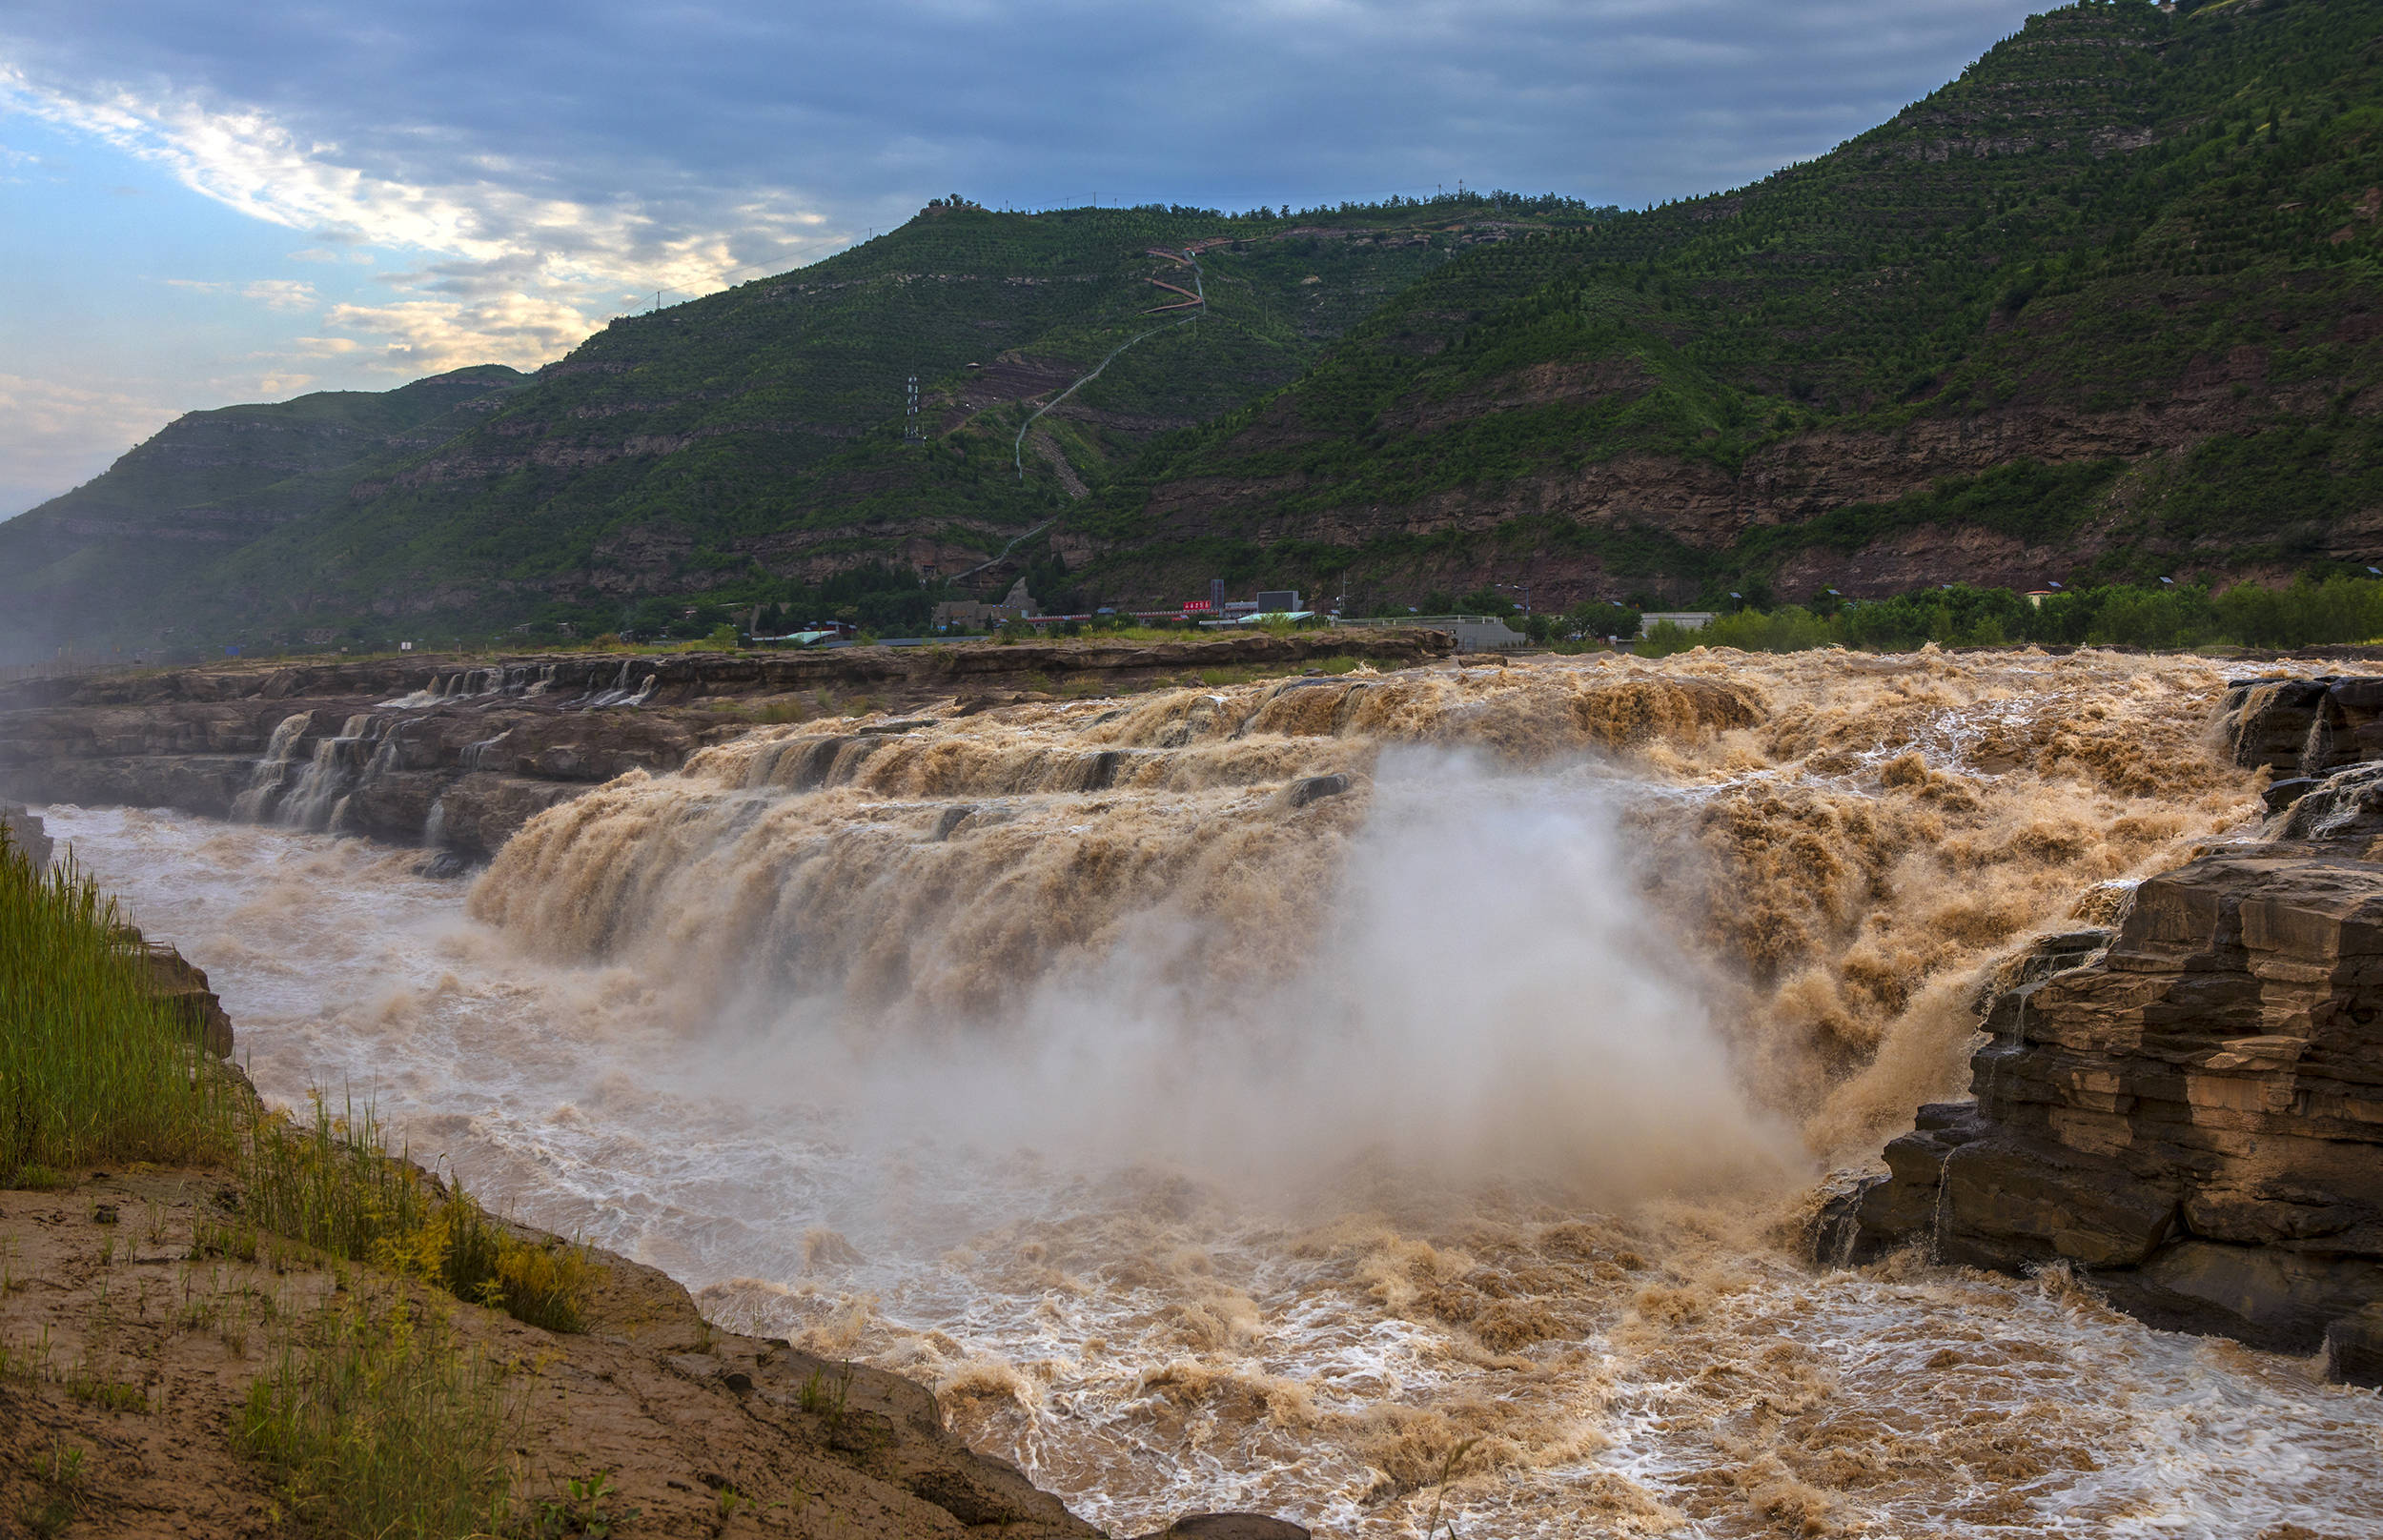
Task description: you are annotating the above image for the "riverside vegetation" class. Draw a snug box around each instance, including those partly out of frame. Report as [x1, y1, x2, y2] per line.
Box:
[10, 1, 2383, 662]
[0, 824, 590, 1536]
[1628, 572, 2383, 656]
[0, 823, 1109, 1540]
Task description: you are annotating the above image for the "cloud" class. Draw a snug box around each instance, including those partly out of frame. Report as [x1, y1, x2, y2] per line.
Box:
[0, 372, 183, 517]
[322, 293, 596, 374]
[0, 0, 2044, 509]
[241, 277, 315, 310]
[0, 59, 861, 375]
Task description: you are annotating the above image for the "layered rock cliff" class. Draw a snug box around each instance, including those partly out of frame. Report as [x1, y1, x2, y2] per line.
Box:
[0, 634, 1452, 861]
[1831, 682, 2383, 1381]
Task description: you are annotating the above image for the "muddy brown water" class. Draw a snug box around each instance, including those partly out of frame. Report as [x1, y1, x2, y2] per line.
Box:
[41, 647, 2383, 1537]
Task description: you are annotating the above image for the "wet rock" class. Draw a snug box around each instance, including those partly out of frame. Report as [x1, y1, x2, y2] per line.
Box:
[2323, 1304, 2383, 1387]
[2272, 760, 2383, 842]
[415, 850, 472, 880]
[2263, 776, 2324, 815]
[1841, 755, 2383, 1369]
[1131, 1516, 1313, 1540]
[1, 801, 51, 871]
[1282, 773, 1353, 809]
[2221, 675, 2383, 778]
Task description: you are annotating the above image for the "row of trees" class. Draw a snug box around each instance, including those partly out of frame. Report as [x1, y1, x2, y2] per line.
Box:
[1638, 576, 2383, 656]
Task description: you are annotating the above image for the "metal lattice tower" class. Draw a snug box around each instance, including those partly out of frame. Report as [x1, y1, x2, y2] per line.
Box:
[905, 375, 922, 443]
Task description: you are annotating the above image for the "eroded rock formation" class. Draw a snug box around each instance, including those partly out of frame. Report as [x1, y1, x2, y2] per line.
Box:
[0, 634, 1452, 861]
[1833, 700, 2383, 1381]
[1, 801, 50, 872]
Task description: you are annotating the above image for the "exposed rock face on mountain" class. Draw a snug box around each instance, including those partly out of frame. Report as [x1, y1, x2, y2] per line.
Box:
[1831, 732, 2383, 1381]
[0, 634, 1452, 860]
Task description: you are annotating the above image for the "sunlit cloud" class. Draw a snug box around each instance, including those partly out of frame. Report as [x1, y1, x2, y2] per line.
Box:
[323, 294, 599, 374]
[243, 278, 315, 310]
[0, 63, 857, 375]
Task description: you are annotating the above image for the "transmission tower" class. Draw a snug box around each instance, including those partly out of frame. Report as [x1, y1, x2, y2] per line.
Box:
[905, 375, 922, 444]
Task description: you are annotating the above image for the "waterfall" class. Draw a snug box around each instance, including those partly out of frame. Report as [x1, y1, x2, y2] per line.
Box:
[277, 714, 385, 832]
[230, 713, 314, 822]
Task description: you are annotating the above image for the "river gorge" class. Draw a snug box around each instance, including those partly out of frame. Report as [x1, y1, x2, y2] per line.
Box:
[13, 643, 2383, 1537]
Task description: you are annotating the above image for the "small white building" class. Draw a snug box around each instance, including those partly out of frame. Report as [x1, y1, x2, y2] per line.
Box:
[1639, 611, 1718, 636]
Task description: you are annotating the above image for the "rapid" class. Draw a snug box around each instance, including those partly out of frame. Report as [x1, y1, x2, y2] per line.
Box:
[40, 646, 2383, 1537]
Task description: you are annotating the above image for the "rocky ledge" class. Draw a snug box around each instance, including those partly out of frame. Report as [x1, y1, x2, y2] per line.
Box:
[1827, 708, 2383, 1383]
[0, 632, 1451, 861]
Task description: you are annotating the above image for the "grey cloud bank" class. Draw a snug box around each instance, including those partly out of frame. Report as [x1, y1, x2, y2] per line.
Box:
[0, 0, 2040, 515]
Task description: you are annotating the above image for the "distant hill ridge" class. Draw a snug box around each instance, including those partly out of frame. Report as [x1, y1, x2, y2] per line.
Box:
[6, 0, 2381, 657]
[0, 196, 1601, 657]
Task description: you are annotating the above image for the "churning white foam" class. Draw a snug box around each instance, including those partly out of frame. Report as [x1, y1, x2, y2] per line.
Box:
[34, 646, 2383, 1536]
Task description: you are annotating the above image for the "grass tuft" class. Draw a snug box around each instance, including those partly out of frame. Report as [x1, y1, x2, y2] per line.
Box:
[239, 1093, 597, 1332]
[239, 1294, 519, 1540]
[1, 830, 232, 1184]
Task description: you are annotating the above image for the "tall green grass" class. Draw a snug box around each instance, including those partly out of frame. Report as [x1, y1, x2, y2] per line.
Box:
[239, 1294, 519, 1540]
[237, 1095, 596, 1334]
[0, 827, 229, 1183]
[3, 823, 595, 1329]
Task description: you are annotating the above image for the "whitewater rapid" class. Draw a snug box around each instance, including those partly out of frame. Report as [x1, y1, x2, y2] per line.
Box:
[38, 648, 2383, 1536]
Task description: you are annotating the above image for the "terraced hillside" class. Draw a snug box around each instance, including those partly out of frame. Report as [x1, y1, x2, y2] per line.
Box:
[0, 197, 1600, 659]
[1074, 0, 2383, 610]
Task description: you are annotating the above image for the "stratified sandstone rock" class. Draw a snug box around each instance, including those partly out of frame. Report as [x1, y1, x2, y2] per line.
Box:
[0, 634, 1454, 861]
[136, 940, 237, 1060]
[2219, 673, 2383, 784]
[1830, 769, 2383, 1377]
[102, 923, 237, 1059]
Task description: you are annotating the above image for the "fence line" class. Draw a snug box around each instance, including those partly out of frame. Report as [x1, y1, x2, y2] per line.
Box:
[0, 653, 145, 683]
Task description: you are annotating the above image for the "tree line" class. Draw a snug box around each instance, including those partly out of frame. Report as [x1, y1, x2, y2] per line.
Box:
[1636, 576, 2383, 656]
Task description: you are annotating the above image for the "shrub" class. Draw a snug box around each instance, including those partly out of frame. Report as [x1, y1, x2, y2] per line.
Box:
[239, 1096, 598, 1334]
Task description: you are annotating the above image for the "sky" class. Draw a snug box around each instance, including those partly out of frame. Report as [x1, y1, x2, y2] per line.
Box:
[0, 0, 2046, 518]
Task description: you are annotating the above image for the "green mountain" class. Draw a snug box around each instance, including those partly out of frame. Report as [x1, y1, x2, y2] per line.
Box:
[3, 367, 527, 653]
[0, 197, 1600, 658]
[1078, 0, 2383, 611]
[9, 0, 2383, 657]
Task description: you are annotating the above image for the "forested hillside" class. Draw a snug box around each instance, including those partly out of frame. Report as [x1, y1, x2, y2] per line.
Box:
[1077, 0, 2383, 611]
[0, 196, 1599, 658]
[7, 0, 2381, 658]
